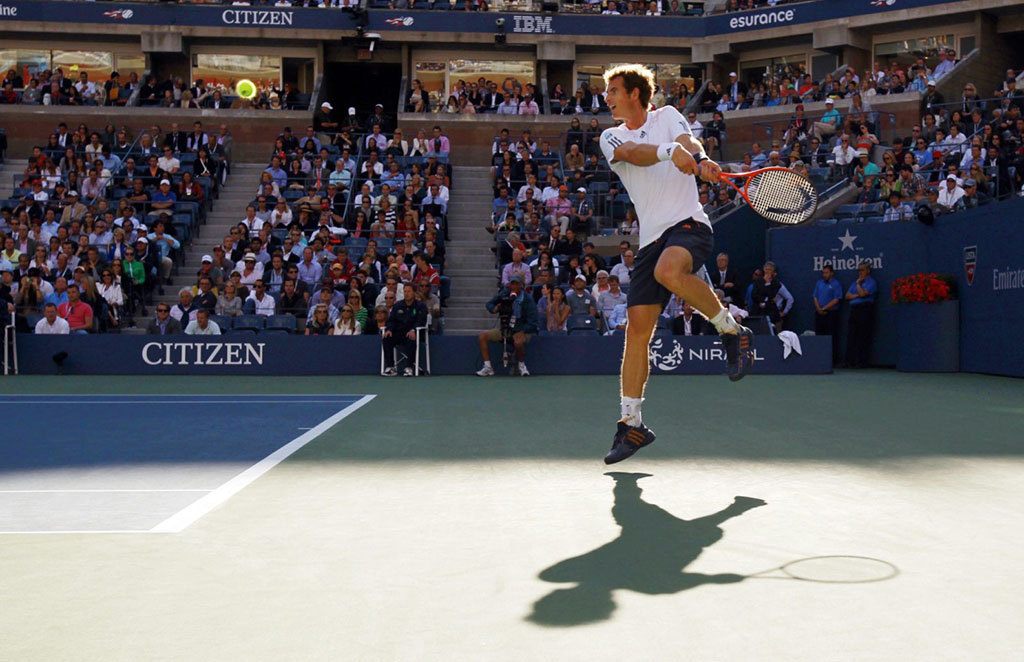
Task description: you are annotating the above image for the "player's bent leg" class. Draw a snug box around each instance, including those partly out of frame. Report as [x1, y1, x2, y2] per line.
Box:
[606, 304, 660, 465]
[653, 246, 754, 381]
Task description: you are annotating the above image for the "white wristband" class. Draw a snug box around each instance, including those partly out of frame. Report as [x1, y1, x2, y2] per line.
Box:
[657, 142, 682, 162]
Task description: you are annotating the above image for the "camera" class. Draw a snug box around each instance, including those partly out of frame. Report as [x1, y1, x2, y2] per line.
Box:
[496, 291, 517, 332]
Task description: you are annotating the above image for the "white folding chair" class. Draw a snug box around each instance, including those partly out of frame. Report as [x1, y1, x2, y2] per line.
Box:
[3, 310, 17, 376]
[414, 326, 430, 376]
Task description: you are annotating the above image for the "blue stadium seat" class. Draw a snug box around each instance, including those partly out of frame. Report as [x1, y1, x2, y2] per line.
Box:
[570, 329, 600, 337]
[232, 314, 264, 332]
[264, 314, 296, 333]
[210, 314, 232, 332]
[567, 314, 598, 334]
[25, 312, 43, 331]
[816, 218, 838, 226]
[653, 328, 673, 338]
[656, 316, 671, 329]
[834, 204, 862, 219]
[862, 216, 885, 223]
[539, 329, 567, 336]
[439, 276, 451, 301]
[228, 328, 257, 337]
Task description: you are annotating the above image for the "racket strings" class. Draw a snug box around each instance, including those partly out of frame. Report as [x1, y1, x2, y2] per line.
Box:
[746, 169, 818, 225]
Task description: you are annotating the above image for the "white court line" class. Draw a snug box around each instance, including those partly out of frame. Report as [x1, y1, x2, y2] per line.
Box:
[0, 530, 150, 535]
[0, 400, 362, 405]
[0, 489, 212, 494]
[150, 394, 376, 534]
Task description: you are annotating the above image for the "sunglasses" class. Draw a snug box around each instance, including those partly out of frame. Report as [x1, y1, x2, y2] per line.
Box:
[157, 308, 169, 313]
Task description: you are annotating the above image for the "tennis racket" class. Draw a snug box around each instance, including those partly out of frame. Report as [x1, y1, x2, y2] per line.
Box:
[745, 555, 899, 583]
[716, 166, 819, 226]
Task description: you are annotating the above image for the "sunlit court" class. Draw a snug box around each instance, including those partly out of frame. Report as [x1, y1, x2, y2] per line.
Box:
[2, 373, 1021, 661]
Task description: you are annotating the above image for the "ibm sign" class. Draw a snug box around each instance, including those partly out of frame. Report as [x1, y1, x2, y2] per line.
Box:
[512, 15, 554, 34]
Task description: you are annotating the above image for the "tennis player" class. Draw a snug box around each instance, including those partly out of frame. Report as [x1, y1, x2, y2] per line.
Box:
[598, 65, 754, 464]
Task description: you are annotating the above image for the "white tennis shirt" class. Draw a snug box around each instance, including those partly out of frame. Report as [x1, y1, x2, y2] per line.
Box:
[599, 105, 710, 250]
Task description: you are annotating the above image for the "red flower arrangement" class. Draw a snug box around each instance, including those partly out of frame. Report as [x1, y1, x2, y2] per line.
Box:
[890, 273, 957, 304]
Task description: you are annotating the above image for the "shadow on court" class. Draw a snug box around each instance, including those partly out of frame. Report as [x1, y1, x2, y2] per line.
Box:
[527, 472, 766, 627]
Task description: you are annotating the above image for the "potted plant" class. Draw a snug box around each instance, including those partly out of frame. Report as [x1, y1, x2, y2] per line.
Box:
[890, 273, 959, 372]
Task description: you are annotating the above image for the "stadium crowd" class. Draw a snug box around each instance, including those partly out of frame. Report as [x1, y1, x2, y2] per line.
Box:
[0, 120, 231, 335]
[187, 111, 450, 352]
[0, 66, 308, 110]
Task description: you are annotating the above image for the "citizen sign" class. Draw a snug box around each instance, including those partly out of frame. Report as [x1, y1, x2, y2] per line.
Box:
[513, 15, 554, 34]
[222, 9, 294, 26]
[142, 342, 265, 366]
[728, 9, 794, 29]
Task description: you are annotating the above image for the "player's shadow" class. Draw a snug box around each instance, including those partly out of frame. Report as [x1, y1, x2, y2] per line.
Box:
[527, 472, 766, 627]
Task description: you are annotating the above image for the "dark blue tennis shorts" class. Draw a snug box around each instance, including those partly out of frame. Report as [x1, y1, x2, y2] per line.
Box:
[626, 218, 714, 310]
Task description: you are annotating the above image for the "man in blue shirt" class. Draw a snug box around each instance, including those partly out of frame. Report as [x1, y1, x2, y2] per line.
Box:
[264, 156, 288, 189]
[812, 263, 843, 366]
[813, 97, 841, 141]
[844, 261, 878, 368]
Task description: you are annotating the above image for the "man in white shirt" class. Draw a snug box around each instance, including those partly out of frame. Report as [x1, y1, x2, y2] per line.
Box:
[185, 308, 221, 335]
[518, 94, 540, 115]
[610, 249, 634, 285]
[496, 97, 519, 115]
[158, 146, 181, 174]
[687, 111, 704, 140]
[74, 72, 97, 105]
[245, 279, 277, 316]
[937, 174, 965, 209]
[35, 303, 70, 334]
[596, 64, 752, 465]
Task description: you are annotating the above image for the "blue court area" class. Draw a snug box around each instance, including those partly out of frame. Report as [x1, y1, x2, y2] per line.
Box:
[0, 394, 372, 533]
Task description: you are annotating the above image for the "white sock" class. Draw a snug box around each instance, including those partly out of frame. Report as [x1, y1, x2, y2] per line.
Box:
[710, 308, 740, 335]
[518, 362, 527, 370]
[621, 396, 643, 427]
[482, 360, 492, 369]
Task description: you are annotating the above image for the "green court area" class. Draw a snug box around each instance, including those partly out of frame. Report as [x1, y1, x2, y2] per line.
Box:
[1, 372, 1022, 661]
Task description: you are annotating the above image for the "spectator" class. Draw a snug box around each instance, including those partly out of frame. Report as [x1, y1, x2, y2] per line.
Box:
[932, 49, 955, 79]
[813, 98, 841, 141]
[812, 263, 843, 366]
[501, 248, 532, 287]
[844, 261, 878, 368]
[670, 301, 710, 336]
[610, 249, 634, 286]
[882, 191, 914, 222]
[597, 274, 627, 328]
[245, 279, 276, 317]
[56, 283, 92, 333]
[216, 281, 243, 317]
[708, 252, 739, 303]
[306, 303, 333, 336]
[961, 178, 991, 208]
[332, 305, 362, 335]
[146, 303, 181, 335]
[565, 274, 596, 317]
[937, 174, 965, 210]
[544, 285, 570, 332]
[518, 94, 540, 115]
[34, 302, 69, 334]
[185, 308, 221, 335]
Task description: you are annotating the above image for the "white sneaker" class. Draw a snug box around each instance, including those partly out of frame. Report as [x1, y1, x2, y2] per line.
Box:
[403, 367, 414, 376]
[382, 367, 398, 377]
[519, 364, 530, 376]
[476, 364, 494, 376]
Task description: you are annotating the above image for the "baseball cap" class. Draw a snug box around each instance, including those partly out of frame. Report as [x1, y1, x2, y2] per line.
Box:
[964, 178, 977, 187]
[67, 190, 79, 196]
[331, 263, 343, 271]
[375, 103, 383, 109]
[576, 186, 587, 193]
[927, 79, 936, 86]
[321, 102, 333, 110]
[1007, 77, 1017, 84]
[596, 270, 609, 278]
[729, 72, 737, 77]
[858, 148, 869, 157]
[136, 237, 148, 244]
[509, 273, 524, 284]
[201, 254, 212, 263]
[159, 179, 170, 186]
[558, 185, 568, 192]
[574, 274, 586, 282]
[825, 98, 834, 105]
[348, 107, 356, 115]
[244, 252, 257, 261]
[946, 174, 957, 181]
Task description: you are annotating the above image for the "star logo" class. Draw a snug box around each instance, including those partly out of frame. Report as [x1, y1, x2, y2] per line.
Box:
[838, 229, 857, 251]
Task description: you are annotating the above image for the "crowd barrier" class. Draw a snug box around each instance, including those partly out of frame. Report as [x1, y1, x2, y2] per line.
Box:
[0, 0, 960, 38]
[768, 197, 1024, 377]
[14, 334, 832, 376]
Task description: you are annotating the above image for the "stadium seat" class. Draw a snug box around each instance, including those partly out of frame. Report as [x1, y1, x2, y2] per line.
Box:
[567, 314, 598, 334]
[816, 218, 838, 226]
[539, 329, 567, 336]
[264, 314, 296, 333]
[210, 314, 232, 332]
[232, 314, 264, 332]
[862, 216, 885, 223]
[653, 328, 673, 338]
[834, 204, 862, 220]
[228, 329, 257, 337]
[25, 313, 43, 331]
[570, 329, 600, 337]
[656, 316, 670, 329]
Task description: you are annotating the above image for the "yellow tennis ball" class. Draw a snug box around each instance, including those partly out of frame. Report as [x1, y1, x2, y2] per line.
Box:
[235, 79, 256, 99]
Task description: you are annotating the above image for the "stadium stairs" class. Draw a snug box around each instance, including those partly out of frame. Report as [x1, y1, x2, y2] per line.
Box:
[123, 162, 263, 334]
[440, 165, 500, 336]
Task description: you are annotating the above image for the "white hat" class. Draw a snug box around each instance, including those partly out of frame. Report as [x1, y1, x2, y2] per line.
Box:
[321, 102, 333, 110]
[348, 107, 356, 115]
[825, 98, 834, 105]
[159, 179, 171, 186]
[729, 72, 737, 77]
[67, 190, 79, 196]
[243, 252, 257, 261]
[927, 79, 936, 86]
[946, 174, 957, 181]
[574, 274, 586, 282]
[136, 237, 148, 244]
[201, 254, 212, 263]
[576, 186, 587, 193]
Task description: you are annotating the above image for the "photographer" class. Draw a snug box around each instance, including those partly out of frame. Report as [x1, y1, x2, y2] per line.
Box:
[476, 273, 538, 377]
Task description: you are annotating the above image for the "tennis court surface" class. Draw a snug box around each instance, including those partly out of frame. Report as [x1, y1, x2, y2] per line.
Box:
[1, 373, 1022, 662]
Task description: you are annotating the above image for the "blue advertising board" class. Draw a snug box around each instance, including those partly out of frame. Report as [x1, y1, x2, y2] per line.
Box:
[0, 0, 966, 38]
[14, 333, 831, 376]
[768, 198, 1024, 376]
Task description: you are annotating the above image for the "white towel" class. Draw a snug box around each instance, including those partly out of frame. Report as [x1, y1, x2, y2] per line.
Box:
[777, 330, 802, 359]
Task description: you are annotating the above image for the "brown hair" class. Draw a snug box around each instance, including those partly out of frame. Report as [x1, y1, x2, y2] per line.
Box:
[603, 64, 655, 109]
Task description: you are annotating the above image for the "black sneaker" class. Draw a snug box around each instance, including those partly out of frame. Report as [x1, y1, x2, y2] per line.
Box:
[721, 325, 754, 382]
[604, 421, 656, 465]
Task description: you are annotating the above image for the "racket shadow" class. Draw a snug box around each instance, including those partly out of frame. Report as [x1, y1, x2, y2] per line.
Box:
[526, 472, 767, 627]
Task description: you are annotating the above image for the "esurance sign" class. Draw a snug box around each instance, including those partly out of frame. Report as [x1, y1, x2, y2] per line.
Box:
[729, 8, 795, 30]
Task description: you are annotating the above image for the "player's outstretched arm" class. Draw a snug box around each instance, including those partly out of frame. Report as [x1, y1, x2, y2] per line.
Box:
[610, 141, 661, 167]
[676, 133, 721, 183]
